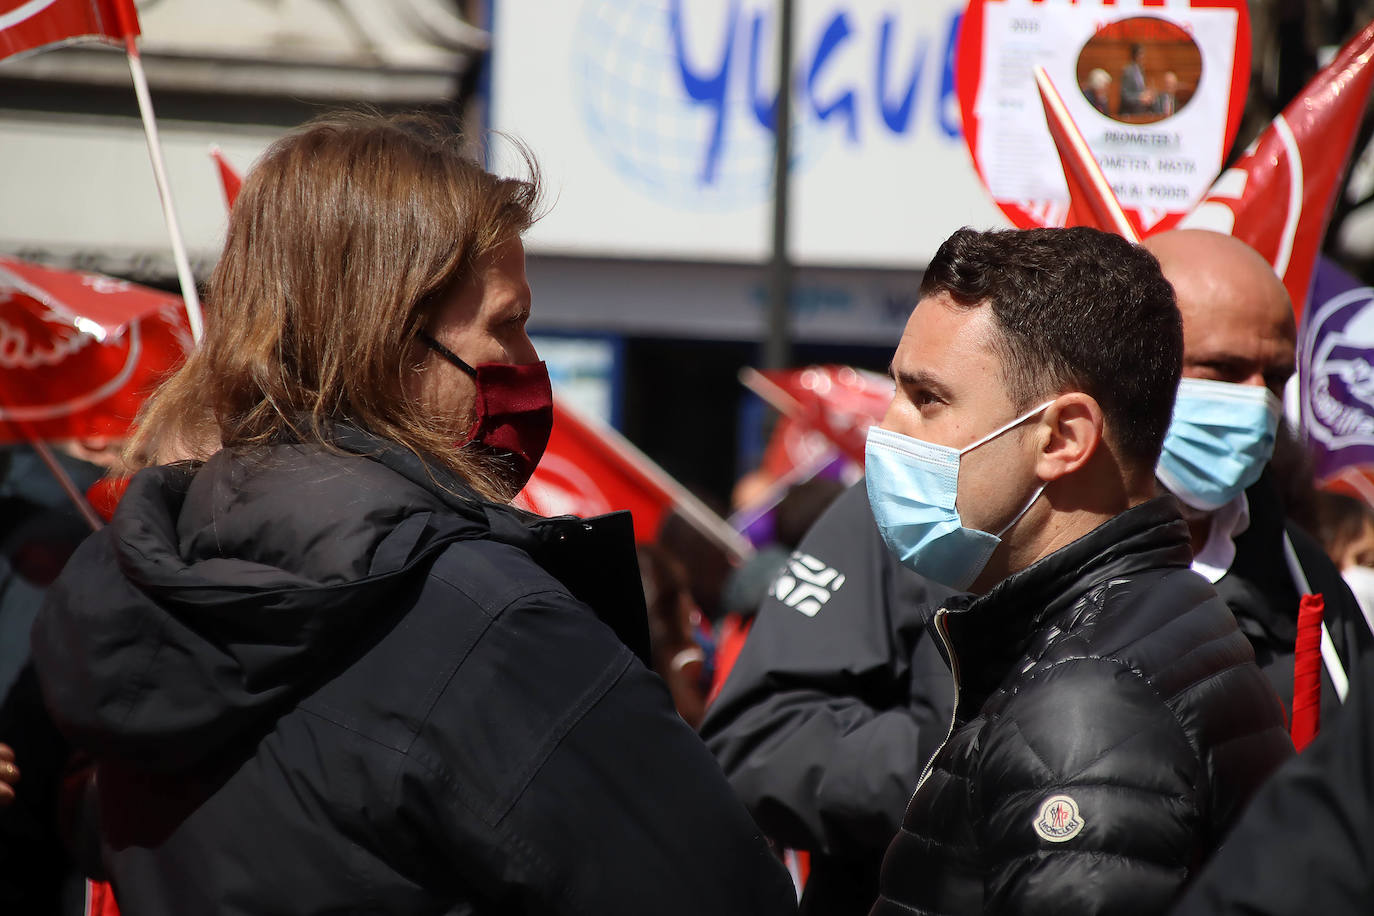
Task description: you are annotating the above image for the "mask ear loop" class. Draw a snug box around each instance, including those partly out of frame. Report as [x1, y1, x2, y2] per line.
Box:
[958, 398, 1059, 456]
[963, 398, 1058, 537]
[418, 331, 478, 380]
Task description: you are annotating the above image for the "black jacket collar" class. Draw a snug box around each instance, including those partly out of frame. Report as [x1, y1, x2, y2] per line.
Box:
[942, 497, 1192, 705]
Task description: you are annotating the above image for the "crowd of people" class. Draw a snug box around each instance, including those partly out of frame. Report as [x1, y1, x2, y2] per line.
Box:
[0, 109, 1372, 915]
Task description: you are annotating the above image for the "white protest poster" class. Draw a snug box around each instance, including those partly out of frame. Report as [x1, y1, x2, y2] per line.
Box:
[955, 0, 1250, 234]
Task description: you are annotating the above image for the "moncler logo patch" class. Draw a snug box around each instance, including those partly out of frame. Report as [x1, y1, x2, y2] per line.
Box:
[1033, 794, 1084, 843]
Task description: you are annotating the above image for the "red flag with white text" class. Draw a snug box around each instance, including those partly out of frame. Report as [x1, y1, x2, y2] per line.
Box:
[0, 0, 138, 60]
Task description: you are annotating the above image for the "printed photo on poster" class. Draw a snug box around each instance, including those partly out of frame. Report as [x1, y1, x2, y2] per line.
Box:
[1076, 17, 1202, 124]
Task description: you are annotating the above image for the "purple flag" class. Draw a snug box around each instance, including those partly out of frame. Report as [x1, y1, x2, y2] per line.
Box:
[1299, 256, 1374, 480]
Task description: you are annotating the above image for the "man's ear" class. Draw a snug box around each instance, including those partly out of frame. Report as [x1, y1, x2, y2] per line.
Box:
[1034, 393, 1103, 482]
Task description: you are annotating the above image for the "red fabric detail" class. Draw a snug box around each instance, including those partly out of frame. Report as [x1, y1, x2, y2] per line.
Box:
[86, 474, 130, 522]
[0, 0, 139, 61]
[706, 614, 754, 707]
[86, 879, 120, 916]
[1291, 593, 1326, 752]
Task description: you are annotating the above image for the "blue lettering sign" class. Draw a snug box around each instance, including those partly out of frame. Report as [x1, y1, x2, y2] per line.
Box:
[938, 11, 961, 139]
[807, 13, 858, 142]
[876, 14, 927, 134]
[669, 0, 739, 183]
[748, 11, 778, 132]
[665, 3, 967, 186]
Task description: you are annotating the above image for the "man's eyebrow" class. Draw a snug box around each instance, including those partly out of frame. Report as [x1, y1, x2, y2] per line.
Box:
[890, 366, 948, 394]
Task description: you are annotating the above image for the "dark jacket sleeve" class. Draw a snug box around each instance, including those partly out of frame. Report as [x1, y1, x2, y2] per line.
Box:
[975, 657, 1207, 915]
[700, 482, 955, 856]
[400, 546, 797, 916]
[1171, 646, 1374, 916]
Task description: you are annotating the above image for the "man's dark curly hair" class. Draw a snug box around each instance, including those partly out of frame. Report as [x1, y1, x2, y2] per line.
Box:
[920, 226, 1182, 472]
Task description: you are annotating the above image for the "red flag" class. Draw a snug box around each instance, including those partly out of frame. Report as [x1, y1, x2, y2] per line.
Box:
[1291, 593, 1326, 751]
[1180, 21, 1374, 319]
[759, 415, 836, 481]
[742, 366, 893, 466]
[1033, 67, 1141, 243]
[515, 397, 749, 557]
[0, 256, 192, 442]
[211, 146, 243, 209]
[0, 0, 138, 60]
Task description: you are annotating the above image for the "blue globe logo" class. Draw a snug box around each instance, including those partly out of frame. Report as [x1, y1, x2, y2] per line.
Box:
[573, 0, 825, 211]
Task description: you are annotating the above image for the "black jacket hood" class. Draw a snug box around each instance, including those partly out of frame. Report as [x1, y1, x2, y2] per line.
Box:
[32, 430, 572, 773]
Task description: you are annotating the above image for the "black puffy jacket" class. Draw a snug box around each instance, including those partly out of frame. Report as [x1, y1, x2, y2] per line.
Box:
[30, 430, 797, 916]
[872, 498, 1295, 916]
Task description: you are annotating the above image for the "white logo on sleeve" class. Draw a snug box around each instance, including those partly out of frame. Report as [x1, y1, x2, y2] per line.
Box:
[1034, 794, 1084, 843]
[771, 551, 846, 617]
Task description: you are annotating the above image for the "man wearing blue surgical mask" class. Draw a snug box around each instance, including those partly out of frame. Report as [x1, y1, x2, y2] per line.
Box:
[1144, 229, 1372, 725]
[865, 227, 1291, 916]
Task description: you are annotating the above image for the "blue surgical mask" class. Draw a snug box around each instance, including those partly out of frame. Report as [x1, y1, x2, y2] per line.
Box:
[1156, 378, 1281, 512]
[865, 401, 1055, 591]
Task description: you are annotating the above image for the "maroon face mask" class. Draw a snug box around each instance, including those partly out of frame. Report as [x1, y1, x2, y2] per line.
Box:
[420, 331, 553, 490]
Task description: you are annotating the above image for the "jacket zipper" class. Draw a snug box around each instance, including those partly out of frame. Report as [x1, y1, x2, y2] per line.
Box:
[912, 607, 961, 795]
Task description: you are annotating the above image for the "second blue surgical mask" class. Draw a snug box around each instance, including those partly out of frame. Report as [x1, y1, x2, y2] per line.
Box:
[1156, 377, 1282, 512]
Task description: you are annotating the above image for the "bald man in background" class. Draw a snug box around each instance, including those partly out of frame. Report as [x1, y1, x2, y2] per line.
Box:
[1143, 229, 1370, 723]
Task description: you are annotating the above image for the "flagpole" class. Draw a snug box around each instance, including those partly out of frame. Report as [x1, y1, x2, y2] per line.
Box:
[0, 399, 103, 532]
[24, 436, 105, 532]
[121, 31, 205, 344]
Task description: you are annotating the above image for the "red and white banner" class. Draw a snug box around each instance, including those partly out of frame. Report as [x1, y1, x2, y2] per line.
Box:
[0, 256, 192, 442]
[0, 0, 138, 60]
[1179, 21, 1374, 319]
[958, 0, 1250, 236]
[515, 397, 750, 557]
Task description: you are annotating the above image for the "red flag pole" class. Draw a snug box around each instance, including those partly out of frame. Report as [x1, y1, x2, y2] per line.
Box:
[1033, 67, 1140, 242]
[0, 392, 103, 532]
[114, 1, 204, 344]
[24, 436, 105, 533]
